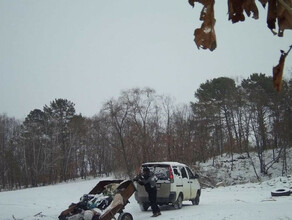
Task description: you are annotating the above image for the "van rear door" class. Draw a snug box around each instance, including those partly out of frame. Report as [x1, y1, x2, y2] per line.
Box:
[141, 164, 172, 202]
[142, 164, 171, 183]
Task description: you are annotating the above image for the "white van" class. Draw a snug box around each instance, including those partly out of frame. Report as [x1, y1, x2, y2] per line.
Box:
[134, 162, 201, 210]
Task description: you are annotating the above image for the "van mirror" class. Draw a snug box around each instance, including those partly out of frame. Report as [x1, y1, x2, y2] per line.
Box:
[194, 173, 199, 179]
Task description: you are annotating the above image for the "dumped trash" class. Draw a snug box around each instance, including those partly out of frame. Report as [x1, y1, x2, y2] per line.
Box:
[58, 180, 136, 220]
[271, 188, 291, 197]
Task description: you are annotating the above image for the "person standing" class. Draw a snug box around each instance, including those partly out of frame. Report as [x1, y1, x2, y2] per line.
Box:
[134, 167, 161, 217]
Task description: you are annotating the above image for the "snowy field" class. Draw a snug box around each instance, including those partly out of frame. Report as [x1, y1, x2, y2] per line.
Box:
[0, 176, 292, 220]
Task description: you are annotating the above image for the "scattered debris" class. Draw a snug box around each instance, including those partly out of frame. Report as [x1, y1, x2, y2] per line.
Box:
[271, 189, 291, 197]
[261, 197, 276, 202]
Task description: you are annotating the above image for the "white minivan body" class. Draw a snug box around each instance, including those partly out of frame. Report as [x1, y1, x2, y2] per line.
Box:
[134, 162, 201, 210]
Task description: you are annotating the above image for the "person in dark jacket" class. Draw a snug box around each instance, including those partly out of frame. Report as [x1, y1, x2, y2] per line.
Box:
[134, 167, 161, 217]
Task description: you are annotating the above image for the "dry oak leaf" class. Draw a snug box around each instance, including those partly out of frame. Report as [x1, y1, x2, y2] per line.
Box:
[267, 0, 278, 31]
[258, 0, 268, 7]
[277, 0, 292, 36]
[266, 0, 292, 36]
[273, 50, 287, 91]
[243, 0, 259, 19]
[190, 0, 217, 51]
[228, 0, 259, 23]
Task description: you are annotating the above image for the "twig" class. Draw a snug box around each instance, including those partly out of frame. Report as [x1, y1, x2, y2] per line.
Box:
[12, 215, 16, 220]
[286, 45, 292, 56]
[261, 197, 276, 202]
[235, 199, 247, 203]
[34, 212, 42, 217]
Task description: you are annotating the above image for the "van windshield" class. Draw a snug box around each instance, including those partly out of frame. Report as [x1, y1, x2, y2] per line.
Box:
[142, 164, 170, 180]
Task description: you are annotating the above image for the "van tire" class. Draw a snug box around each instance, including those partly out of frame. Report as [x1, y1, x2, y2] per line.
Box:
[191, 190, 200, 205]
[139, 203, 149, 211]
[173, 193, 183, 209]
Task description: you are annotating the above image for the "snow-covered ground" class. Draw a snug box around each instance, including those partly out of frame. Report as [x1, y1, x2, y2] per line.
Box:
[1, 149, 292, 220]
[197, 148, 292, 186]
[0, 176, 292, 220]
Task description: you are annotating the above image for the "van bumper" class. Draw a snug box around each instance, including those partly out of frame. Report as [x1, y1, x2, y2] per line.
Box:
[157, 192, 176, 204]
[136, 192, 177, 205]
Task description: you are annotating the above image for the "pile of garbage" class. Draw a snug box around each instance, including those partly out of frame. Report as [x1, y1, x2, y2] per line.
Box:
[59, 182, 121, 220]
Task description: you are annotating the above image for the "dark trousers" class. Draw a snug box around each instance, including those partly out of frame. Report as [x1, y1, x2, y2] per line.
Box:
[148, 189, 160, 214]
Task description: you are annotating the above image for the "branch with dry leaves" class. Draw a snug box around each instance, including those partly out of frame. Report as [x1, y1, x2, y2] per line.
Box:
[273, 45, 292, 91]
[189, 0, 292, 51]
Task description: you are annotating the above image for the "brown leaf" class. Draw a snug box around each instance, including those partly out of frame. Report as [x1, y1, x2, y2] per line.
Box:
[267, 0, 277, 31]
[277, 0, 292, 36]
[243, 0, 259, 19]
[273, 51, 287, 92]
[189, 0, 196, 7]
[228, 0, 259, 23]
[194, 0, 217, 51]
[189, 0, 206, 7]
[258, 0, 268, 7]
[228, 0, 246, 23]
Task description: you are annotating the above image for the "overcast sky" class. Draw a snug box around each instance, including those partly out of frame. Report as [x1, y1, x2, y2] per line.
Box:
[1, 0, 291, 119]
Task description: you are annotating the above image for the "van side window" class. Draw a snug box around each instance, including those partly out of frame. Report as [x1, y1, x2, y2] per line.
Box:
[180, 167, 188, 179]
[173, 168, 180, 176]
[186, 167, 194, 179]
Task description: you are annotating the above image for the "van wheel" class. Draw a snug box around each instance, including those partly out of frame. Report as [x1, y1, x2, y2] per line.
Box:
[173, 194, 183, 209]
[139, 203, 149, 211]
[191, 190, 200, 205]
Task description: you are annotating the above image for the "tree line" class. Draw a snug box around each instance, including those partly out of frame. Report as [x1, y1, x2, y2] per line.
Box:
[1, 73, 291, 190]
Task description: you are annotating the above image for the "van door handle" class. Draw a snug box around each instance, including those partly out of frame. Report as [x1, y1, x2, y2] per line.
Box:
[188, 181, 192, 183]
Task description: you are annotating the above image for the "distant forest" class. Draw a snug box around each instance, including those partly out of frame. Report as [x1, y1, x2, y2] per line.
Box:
[1, 73, 292, 190]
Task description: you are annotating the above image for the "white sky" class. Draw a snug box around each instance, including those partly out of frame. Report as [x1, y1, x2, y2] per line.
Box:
[1, 0, 291, 119]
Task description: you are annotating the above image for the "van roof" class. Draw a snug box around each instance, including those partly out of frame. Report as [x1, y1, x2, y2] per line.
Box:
[142, 161, 187, 167]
